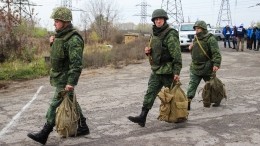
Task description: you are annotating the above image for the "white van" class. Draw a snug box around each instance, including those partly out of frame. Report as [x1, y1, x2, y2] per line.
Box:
[172, 22, 195, 51]
[209, 29, 225, 41]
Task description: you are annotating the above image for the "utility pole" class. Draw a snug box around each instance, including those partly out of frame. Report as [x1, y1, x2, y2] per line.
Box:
[216, 0, 232, 27]
[135, 0, 150, 31]
[161, 0, 184, 24]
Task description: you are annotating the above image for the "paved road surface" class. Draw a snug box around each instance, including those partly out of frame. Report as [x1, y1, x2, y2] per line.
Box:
[0, 43, 260, 146]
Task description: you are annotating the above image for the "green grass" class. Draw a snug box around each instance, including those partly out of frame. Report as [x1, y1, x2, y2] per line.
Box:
[0, 58, 50, 80]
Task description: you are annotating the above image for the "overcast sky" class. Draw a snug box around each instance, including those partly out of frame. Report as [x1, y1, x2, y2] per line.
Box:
[31, 0, 259, 30]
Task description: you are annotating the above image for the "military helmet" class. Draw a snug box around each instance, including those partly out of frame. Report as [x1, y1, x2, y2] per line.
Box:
[51, 7, 72, 21]
[151, 9, 168, 21]
[193, 20, 207, 30]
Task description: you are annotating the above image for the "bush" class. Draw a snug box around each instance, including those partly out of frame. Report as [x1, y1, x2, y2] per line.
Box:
[83, 37, 148, 68]
[113, 33, 124, 44]
[32, 27, 48, 38]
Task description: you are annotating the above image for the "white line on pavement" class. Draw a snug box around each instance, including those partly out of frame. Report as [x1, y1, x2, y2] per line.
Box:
[0, 86, 44, 138]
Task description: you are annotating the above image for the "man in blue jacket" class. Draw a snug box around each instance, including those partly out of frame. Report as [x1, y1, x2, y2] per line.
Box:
[222, 24, 232, 48]
[252, 25, 258, 50]
[246, 26, 253, 50]
[256, 26, 260, 51]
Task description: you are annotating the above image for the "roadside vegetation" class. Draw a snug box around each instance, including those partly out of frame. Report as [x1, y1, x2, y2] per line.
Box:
[0, 58, 49, 80]
[0, 0, 151, 83]
[83, 38, 147, 69]
[1, 0, 258, 83]
[0, 28, 148, 81]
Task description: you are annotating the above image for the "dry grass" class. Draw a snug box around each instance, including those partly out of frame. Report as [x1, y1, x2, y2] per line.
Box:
[83, 37, 148, 69]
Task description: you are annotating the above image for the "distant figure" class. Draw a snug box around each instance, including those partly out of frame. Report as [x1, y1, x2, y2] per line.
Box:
[252, 25, 258, 50]
[222, 24, 232, 48]
[256, 26, 260, 51]
[127, 9, 182, 127]
[231, 25, 237, 49]
[246, 26, 253, 49]
[236, 23, 247, 51]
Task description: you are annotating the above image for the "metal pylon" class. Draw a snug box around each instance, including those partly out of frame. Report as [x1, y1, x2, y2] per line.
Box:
[216, 0, 232, 27]
[161, 0, 184, 24]
[136, 0, 150, 28]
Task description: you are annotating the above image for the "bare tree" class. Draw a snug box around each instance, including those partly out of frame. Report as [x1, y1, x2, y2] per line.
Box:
[81, 0, 119, 42]
[0, 0, 37, 59]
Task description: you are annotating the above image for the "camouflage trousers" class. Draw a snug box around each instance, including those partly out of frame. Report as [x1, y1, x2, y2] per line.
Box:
[143, 72, 173, 109]
[187, 72, 211, 99]
[46, 87, 84, 125]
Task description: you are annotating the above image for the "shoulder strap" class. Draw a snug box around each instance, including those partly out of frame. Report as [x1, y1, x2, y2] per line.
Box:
[195, 35, 211, 60]
[159, 27, 173, 40]
[149, 27, 173, 44]
[63, 30, 84, 42]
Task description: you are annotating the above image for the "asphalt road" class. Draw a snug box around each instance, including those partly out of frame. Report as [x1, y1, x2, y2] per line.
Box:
[0, 42, 260, 146]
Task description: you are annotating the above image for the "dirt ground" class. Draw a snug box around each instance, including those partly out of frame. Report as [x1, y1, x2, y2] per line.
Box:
[0, 42, 260, 146]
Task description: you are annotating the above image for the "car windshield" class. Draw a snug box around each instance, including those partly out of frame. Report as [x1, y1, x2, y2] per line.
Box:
[180, 24, 194, 31]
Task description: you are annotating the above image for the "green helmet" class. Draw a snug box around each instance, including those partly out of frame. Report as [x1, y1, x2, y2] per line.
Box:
[51, 7, 72, 21]
[193, 20, 207, 30]
[151, 9, 168, 22]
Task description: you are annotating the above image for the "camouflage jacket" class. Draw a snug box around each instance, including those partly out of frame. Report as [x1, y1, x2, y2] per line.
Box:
[50, 26, 84, 87]
[150, 25, 182, 75]
[190, 31, 222, 76]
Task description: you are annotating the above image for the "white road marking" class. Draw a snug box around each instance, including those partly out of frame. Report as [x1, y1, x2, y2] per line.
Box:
[0, 86, 44, 138]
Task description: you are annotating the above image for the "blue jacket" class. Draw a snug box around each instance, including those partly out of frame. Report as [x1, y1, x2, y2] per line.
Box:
[247, 28, 253, 39]
[256, 29, 260, 40]
[222, 27, 232, 36]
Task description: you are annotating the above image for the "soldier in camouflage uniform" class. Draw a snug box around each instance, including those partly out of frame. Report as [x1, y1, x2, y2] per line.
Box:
[187, 20, 222, 110]
[128, 9, 182, 127]
[27, 7, 89, 145]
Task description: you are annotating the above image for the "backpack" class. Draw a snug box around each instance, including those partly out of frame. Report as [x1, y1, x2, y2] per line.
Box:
[55, 91, 79, 138]
[158, 81, 189, 123]
[202, 72, 227, 107]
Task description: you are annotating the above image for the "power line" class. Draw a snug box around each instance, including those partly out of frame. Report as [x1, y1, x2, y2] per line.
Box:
[248, 3, 260, 8]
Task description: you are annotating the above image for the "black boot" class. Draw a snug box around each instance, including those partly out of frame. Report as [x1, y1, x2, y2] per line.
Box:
[75, 117, 90, 136]
[27, 123, 53, 145]
[187, 97, 192, 111]
[212, 102, 221, 107]
[128, 107, 149, 127]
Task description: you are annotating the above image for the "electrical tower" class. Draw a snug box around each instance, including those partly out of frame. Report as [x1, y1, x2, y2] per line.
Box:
[161, 0, 184, 24]
[216, 0, 232, 27]
[13, 0, 41, 22]
[135, 0, 150, 29]
[61, 0, 72, 9]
